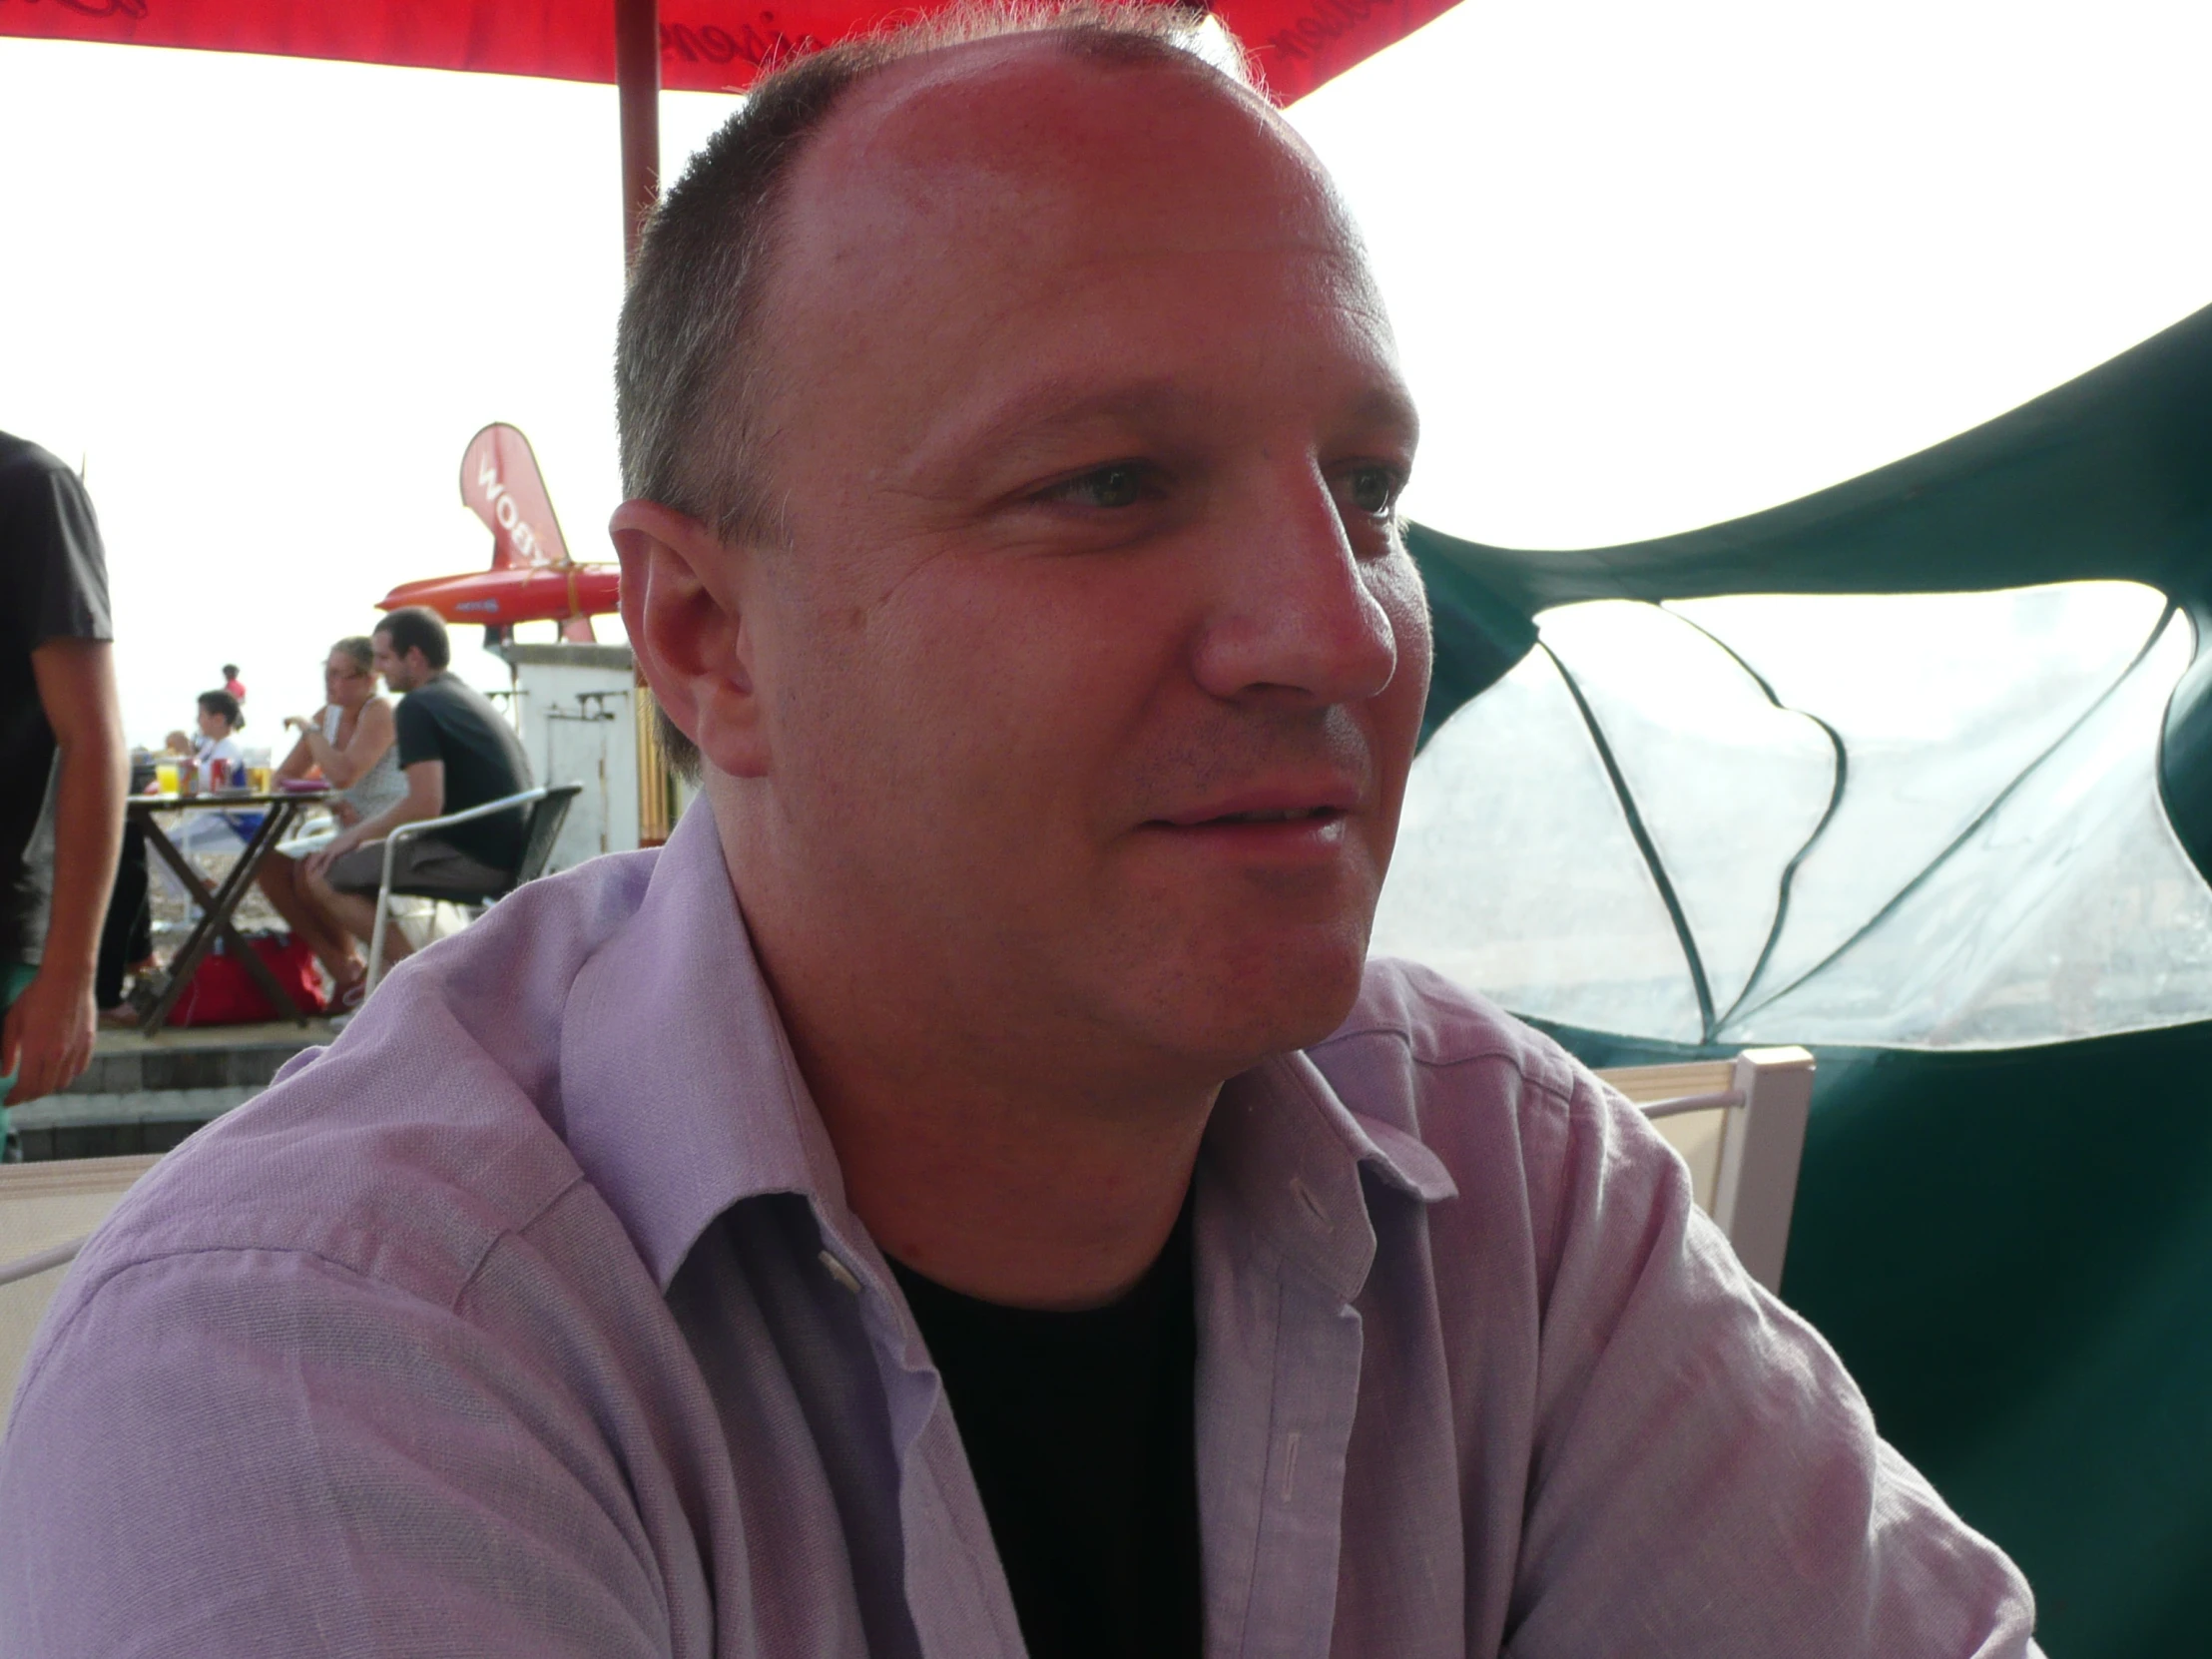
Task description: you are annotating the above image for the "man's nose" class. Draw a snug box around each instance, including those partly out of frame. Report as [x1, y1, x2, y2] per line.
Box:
[1191, 465, 1398, 708]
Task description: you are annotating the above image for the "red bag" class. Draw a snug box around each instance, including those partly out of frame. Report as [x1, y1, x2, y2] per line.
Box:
[167, 931, 328, 1026]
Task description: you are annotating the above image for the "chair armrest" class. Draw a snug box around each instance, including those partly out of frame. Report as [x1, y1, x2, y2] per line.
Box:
[383, 788, 549, 848]
[0, 1237, 89, 1288]
[1640, 1088, 1746, 1120]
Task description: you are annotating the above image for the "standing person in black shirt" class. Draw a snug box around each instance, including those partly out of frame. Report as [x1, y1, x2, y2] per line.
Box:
[0, 431, 127, 1110]
[306, 605, 532, 977]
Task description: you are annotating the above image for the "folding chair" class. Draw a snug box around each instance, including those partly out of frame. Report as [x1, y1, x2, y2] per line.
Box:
[1595, 1046, 1816, 1293]
[0, 1155, 162, 1429]
[363, 783, 584, 994]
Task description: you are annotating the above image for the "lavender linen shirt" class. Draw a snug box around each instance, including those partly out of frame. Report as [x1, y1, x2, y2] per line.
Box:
[0, 807, 2038, 1657]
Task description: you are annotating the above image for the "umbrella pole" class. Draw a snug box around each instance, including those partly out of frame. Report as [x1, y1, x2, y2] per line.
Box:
[617, 0, 669, 841]
[617, 0, 661, 266]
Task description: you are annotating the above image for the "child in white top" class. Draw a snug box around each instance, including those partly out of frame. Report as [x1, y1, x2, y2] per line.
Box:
[192, 691, 246, 790]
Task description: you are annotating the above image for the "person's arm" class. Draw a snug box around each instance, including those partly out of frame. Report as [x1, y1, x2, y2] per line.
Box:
[273, 712, 322, 783]
[285, 715, 347, 784]
[329, 698, 396, 790]
[3, 640, 127, 1104]
[302, 760, 444, 877]
[287, 699, 394, 790]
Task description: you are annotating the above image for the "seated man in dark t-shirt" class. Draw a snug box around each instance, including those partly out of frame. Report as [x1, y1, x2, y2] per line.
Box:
[306, 605, 533, 977]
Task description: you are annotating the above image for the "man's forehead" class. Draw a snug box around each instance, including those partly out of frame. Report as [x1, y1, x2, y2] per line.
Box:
[781, 33, 1346, 260]
[740, 30, 1403, 494]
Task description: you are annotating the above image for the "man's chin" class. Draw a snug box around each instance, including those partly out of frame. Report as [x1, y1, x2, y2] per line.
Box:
[1138, 930, 1373, 1076]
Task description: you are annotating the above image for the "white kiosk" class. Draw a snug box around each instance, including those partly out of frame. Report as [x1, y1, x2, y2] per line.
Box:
[496, 641, 686, 869]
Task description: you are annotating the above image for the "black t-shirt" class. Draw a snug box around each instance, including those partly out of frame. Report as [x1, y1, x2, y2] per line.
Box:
[888, 1200, 1204, 1659]
[0, 431, 112, 966]
[391, 673, 533, 868]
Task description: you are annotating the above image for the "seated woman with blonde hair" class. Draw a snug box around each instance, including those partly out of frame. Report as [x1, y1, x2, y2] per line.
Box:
[257, 636, 403, 1010]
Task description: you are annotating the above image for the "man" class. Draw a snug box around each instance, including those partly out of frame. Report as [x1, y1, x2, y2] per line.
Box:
[0, 11, 2040, 1656]
[222, 661, 247, 703]
[0, 430, 126, 1112]
[304, 605, 532, 972]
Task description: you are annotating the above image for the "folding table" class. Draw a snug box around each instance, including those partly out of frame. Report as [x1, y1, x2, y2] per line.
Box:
[127, 790, 330, 1037]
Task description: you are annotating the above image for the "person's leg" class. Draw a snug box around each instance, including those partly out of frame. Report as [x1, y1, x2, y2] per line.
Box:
[310, 847, 414, 970]
[96, 820, 149, 1012]
[257, 853, 362, 987]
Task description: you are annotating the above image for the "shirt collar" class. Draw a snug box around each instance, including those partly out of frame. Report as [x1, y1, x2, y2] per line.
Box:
[1205, 1048, 1457, 1305]
[556, 803, 1457, 1300]
[558, 805, 853, 1290]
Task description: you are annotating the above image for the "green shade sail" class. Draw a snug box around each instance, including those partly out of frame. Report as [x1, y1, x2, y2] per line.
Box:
[1391, 299, 2212, 1659]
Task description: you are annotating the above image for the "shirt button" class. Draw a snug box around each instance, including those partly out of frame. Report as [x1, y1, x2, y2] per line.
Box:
[819, 1250, 863, 1295]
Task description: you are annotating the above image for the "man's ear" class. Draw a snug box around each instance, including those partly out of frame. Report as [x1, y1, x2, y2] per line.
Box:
[609, 500, 769, 780]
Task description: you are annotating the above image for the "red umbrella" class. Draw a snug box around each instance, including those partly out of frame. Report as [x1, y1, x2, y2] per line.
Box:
[4, 0, 1456, 257]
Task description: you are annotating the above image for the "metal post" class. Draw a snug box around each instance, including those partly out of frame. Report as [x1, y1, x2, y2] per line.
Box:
[635, 679, 674, 846]
[618, 0, 667, 842]
[617, 0, 662, 267]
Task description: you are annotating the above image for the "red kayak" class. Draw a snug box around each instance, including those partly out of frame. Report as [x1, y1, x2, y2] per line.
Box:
[377, 562, 621, 630]
[378, 422, 618, 643]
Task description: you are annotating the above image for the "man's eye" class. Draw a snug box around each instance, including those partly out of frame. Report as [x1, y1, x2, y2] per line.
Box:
[1042, 463, 1150, 509]
[1341, 464, 1402, 519]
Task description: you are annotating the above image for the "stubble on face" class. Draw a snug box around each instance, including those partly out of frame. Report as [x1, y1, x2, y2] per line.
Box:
[718, 37, 1430, 1094]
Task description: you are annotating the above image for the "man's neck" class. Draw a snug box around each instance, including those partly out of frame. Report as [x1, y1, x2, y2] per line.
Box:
[728, 874, 1217, 1311]
[811, 1049, 1212, 1311]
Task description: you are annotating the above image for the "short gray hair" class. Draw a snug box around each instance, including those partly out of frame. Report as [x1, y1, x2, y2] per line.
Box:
[616, 1, 1255, 780]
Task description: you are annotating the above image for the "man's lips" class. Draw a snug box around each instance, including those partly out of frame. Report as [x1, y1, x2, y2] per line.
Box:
[1147, 781, 1363, 831]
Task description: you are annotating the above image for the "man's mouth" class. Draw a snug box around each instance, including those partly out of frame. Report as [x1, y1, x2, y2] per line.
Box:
[1206, 806, 1341, 825]
[1145, 780, 1363, 846]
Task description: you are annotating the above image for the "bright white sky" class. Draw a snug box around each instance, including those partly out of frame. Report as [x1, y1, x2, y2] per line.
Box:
[4, 0, 2209, 749]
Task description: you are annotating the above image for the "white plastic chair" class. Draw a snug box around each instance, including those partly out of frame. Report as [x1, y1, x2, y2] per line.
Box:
[0, 1155, 162, 1428]
[1596, 1046, 1816, 1293]
[363, 785, 580, 994]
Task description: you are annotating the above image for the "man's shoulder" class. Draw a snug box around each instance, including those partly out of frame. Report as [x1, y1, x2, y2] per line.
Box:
[1317, 956, 1588, 1106]
[0, 433, 97, 544]
[1306, 957, 1611, 1189]
[393, 674, 479, 745]
[398, 673, 467, 720]
[406, 674, 520, 749]
[0, 433, 97, 553]
[0, 430, 69, 493]
[57, 850, 664, 1316]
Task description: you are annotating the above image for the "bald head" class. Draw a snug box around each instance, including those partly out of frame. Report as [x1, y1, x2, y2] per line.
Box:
[786, 28, 1305, 233]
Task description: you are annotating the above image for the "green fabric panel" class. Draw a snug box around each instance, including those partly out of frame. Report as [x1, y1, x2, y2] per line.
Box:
[1406, 302, 2212, 1654]
[1528, 1016, 2212, 1659]
[1405, 303, 2212, 868]
[1405, 528, 1539, 746]
[1407, 301, 2212, 626]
